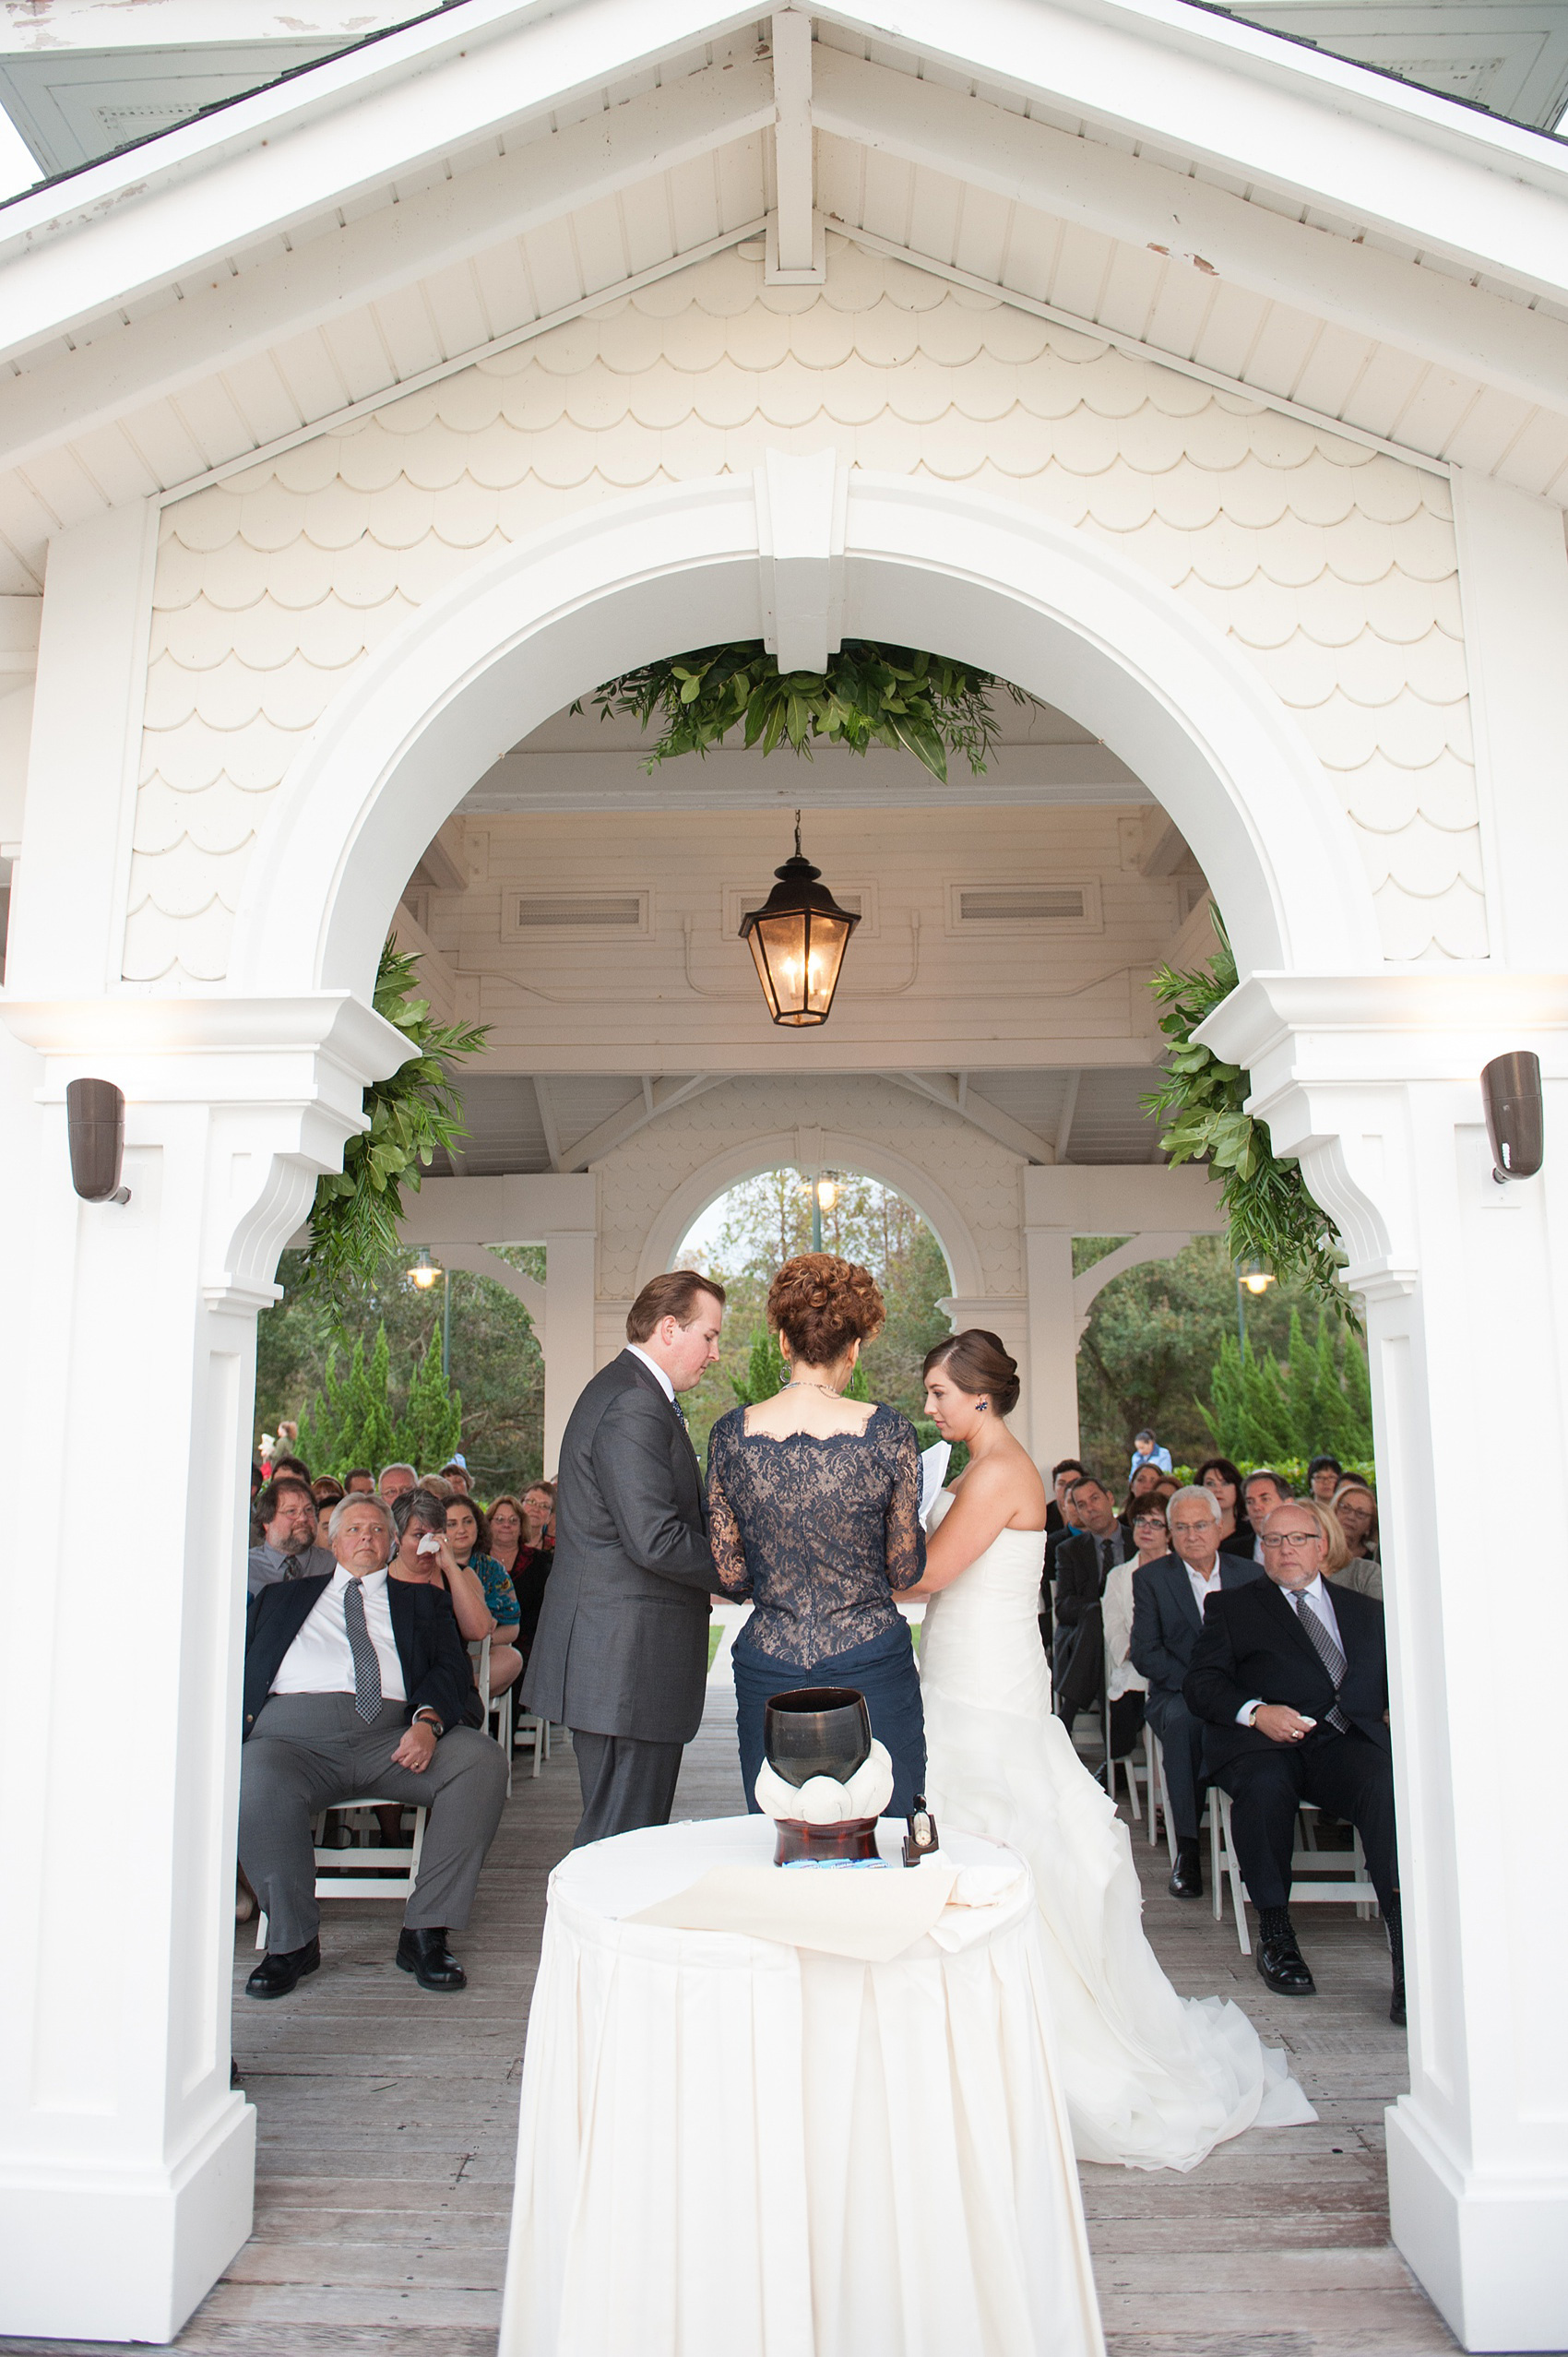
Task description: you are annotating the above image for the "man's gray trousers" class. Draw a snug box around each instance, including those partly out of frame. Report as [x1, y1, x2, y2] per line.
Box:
[240, 1694, 508, 1953]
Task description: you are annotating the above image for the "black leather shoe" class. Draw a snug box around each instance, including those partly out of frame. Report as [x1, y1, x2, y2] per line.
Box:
[1255, 1927, 1316, 1996]
[245, 1935, 320, 2000]
[397, 1926, 467, 1992]
[1168, 1840, 1204, 1899]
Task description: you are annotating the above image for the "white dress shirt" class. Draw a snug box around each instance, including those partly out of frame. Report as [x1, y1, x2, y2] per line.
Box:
[625, 1342, 675, 1402]
[1184, 1558, 1224, 1619]
[270, 1565, 406, 1702]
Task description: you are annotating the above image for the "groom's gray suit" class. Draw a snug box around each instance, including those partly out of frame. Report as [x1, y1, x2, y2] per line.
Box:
[522, 1349, 716, 1845]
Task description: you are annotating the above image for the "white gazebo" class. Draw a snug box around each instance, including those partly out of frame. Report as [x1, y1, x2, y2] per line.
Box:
[0, 4, 1564, 2349]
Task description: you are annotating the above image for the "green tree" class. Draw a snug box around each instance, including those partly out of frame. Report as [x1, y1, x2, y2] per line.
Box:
[295, 1328, 398, 1478]
[395, 1333, 462, 1470]
[1203, 1309, 1373, 1463]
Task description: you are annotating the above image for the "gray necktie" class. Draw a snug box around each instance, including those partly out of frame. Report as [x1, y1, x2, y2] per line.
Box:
[1292, 1592, 1349, 1732]
[343, 1578, 384, 1721]
[281, 1553, 302, 1580]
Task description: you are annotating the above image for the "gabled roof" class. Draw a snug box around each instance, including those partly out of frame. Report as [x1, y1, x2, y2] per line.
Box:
[0, 0, 1565, 595]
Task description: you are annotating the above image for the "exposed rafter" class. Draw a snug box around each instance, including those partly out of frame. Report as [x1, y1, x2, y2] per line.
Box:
[884, 1070, 1058, 1165]
[768, 9, 821, 282]
[1054, 1071, 1081, 1164]
[530, 1075, 563, 1174]
[555, 1074, 727, 1173]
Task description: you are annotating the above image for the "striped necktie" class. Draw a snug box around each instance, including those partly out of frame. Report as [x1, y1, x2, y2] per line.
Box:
[343, 1577, 384, 1721]
[1291, 1591, 1349, 1732]
[281, 1553, 302, 1580]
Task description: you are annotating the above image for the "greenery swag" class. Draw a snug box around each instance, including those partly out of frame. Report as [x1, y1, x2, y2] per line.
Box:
[301, 938, 490, 1293]
[576, 639, 1026, 783]
[1143, 911, 1351, 1318]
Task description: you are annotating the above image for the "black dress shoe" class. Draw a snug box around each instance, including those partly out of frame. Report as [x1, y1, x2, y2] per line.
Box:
[1168, 1840, 1204, 1899]
[1255, 1926, 1316, 1996]
[396, 1926, 468, 1992]
[245, 1936, 320, 2000]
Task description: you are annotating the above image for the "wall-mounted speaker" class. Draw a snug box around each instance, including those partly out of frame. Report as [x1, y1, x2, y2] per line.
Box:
[1481, 1052, 1544, 1184]
[66, 1077, 131, 1205]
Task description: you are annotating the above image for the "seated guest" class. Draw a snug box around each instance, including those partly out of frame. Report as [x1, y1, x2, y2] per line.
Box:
[390, 1491, 495, 1667]
[1129, 1428, 1172, 1479]
[378, 1462, 417, 1504]
[343, 1467, 376, 1496]
[1196, 1456, 1253, 1557]
[524, 1480, 557, 1549]
[248, 1477, 336, 1595]
[1040, 1457, 1087, 1654]
[1322, 1494, 1383, 1601]
[419, 1473, 455, 1505]
[1241, 1469, 1292, 1559]
[445, 1494, 522, 1698]
[240, 1494, 508, 1996]
[1045, 1458, 1086, 1536]
[440, 1459, 471, 1494]
[272, 1453, 313, 1488]
[490, 1492, 553, 1668]
[1052, 1475, 1129, 1725]
[1130, 1486, 1262, 1898]
[1184, 1496, 1402, 2021]
[1103, 1495, 1169, 1767]
[313, 1477, 345, 1510]
[1333, 1481, 1380, 1565]
[1307, 1454, 1344, 1504]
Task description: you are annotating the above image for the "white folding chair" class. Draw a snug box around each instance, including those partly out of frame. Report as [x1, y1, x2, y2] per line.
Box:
[1210, 1787, 1379, 1956]
[256, 1799, 428, 1948]
[512, 1710, 551, 1776]
[469, 1635, 513, 1798]
[1146, 1729, 1181, 1863]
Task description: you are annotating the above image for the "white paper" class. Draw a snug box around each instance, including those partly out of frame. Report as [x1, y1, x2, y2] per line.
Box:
[919, 1440, 952, 1527]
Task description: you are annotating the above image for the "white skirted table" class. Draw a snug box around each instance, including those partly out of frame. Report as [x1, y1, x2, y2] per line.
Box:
[500, 1814, 1106, 2357]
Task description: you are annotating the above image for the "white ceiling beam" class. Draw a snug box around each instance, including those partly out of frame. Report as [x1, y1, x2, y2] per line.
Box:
[531, 1076, 564, 1175]
[435, 1244, 548, 1336]
[884, 1069, 1057, 1164]
[414, 819, 470, 896]
[1139, 812, 1193, 880]
[557, 1073, 727, 1172]
[0, 54, 775, 472]
[812, 44, 1568, 423]
[824, 0, 1568, 302]
[464, 741, 1141, 814]
[0, 0, 768, 361]
[1054, 1070, 1081, 1163]
[770, 9, 817, 277]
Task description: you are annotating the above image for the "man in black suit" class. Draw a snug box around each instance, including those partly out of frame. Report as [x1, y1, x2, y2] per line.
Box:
[524, 1269, 726, 1848]
[1037, 1457, 1086, 1659]
[1130, 1486, 1262, 1898]
[1051, 1475, 1129, 1723]
[1184, 1497, 1402, 2020]
[240, 1494, 508, 1998]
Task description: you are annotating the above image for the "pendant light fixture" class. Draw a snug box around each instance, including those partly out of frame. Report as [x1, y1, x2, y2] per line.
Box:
[739, 813, 861, 1027]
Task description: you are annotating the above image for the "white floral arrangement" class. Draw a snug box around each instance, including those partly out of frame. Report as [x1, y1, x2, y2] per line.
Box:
[754, 1738, 895, 1825]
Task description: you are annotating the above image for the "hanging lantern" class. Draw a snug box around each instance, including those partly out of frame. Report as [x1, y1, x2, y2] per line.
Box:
[739, 814, 861, 1027]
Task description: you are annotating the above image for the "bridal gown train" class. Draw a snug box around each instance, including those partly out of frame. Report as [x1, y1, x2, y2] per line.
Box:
[921, 1494, 1313, 2172]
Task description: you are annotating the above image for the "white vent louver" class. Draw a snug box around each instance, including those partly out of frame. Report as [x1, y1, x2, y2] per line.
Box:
[510, 893, 647, 932]
[956, 887, 1087, 923]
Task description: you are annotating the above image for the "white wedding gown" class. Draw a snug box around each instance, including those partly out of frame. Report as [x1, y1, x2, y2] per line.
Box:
[921, 1494, 1313, 2171]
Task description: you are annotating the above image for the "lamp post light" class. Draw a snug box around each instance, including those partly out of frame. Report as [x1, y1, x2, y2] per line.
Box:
[739, 813, 860, 1026]
[1235, 1256, 1275, 1348]
[408, 1246, 452, 1378]
[810, 1172, 839, 1253]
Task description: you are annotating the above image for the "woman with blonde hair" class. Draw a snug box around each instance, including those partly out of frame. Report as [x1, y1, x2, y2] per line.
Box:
[707, 1253, 926, 1812]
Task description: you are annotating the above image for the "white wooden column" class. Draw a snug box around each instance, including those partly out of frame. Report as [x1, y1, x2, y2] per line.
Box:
[0, 994, 401, 2344]
[540, 1224, 596, 1475]
[1208, 972, 1568, 2356]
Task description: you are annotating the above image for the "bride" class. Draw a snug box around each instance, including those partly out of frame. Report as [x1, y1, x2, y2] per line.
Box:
[906, 1328, 1312, 2172]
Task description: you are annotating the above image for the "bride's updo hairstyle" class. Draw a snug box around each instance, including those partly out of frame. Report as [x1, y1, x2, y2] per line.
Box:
[922, 1328, 1021, 1417]
[768, 1254, 885, 1366]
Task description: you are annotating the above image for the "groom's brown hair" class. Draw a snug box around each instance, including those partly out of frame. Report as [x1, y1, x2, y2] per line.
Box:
[626, 1269, 727, 1342]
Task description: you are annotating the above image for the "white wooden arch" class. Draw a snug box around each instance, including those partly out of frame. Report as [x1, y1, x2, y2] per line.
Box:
[227, 463, 1384, 1003]
[631, 1127, 986, 1299]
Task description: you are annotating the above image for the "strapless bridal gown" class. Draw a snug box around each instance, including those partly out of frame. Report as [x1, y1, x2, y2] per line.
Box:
[921, 1494, 1313, 2172]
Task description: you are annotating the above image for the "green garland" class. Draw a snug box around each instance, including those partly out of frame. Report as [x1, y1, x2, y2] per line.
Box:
[299, 939, 490, 1293]
[1143, 911, 1352, 1317]
[576, 640, 1025, 784]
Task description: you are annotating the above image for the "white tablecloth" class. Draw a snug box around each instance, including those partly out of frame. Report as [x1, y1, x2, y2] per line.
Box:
[500, 1815, 1105, 2357]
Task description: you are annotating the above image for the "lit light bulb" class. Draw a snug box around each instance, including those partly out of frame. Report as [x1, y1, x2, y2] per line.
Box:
[816, 1176, 837, 1212]
[1240, 1260, 1275, 1295]
[409, 1248, 441, 1290]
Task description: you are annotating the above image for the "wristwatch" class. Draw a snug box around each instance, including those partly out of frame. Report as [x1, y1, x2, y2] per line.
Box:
[412, 1708, 445, 1736]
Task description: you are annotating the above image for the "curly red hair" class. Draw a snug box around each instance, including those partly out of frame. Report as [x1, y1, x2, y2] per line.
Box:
[767, 1253, 885, 1366]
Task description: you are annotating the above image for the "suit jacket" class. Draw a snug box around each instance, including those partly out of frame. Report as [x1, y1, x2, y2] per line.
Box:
[1182, 1575, 1390, 1774]
[522, 1351, 716, 1744]
[1053, 1525, 1133, 1628]
[1129, 1551, 1263, 1701]
[243, 1573, 473, 1740]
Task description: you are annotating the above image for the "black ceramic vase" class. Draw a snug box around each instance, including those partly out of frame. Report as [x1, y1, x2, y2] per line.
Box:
[763, 1685, 880, 1865]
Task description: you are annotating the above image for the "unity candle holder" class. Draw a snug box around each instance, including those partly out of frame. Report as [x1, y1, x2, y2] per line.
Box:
[761, 1686, 887, 1865]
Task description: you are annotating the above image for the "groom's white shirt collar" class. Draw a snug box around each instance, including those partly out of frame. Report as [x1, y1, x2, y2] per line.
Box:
[624, 1343, 675, 1402]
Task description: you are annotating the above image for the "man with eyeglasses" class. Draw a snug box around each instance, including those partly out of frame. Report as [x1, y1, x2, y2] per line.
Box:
[1184, 1500, 1402, 2022]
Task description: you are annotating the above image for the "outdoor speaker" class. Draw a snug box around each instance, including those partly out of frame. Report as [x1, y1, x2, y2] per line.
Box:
[1481, 1051, 1544, 1184]
[66, 1077, 131, 1204]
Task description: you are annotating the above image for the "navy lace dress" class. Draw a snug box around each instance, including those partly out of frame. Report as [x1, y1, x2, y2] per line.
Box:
[706, 1400, 927, 1814]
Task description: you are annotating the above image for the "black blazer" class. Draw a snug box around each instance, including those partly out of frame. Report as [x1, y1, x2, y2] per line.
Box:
[522, 1351, 716, 1745]
[1053, 1525, 1133, 1628]
[243, 1573, 474, 1740]
[1129, 1550, 1263, 1698]
[1183, 1575, 1390, 1774]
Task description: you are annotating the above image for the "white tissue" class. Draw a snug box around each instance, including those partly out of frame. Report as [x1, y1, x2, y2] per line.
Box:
[754, 1739, 895, 1824]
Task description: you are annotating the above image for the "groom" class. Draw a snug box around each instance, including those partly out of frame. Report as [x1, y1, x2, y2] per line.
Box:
[523, 1270, 726, 1847]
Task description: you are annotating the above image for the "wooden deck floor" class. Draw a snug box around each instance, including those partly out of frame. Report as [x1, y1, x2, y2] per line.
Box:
[3, 1681, 1466, 2357]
